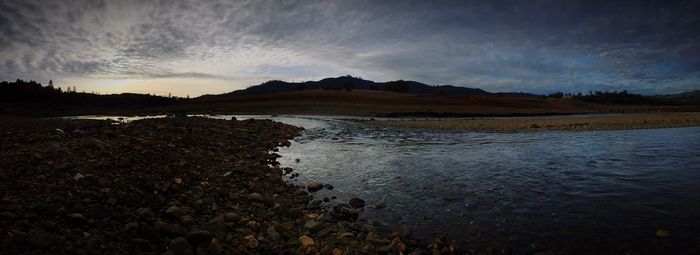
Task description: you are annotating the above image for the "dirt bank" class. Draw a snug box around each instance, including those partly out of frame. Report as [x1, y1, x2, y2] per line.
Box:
[358, 112, 700, 132]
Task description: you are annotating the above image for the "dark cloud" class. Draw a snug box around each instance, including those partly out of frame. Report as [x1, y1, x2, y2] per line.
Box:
[0, 0, 698, 94]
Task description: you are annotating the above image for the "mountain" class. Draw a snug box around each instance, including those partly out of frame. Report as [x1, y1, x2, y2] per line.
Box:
[197, 76, 490, 100]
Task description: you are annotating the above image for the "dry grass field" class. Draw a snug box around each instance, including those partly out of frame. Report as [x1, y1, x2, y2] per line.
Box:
[163, 89, 698, 116]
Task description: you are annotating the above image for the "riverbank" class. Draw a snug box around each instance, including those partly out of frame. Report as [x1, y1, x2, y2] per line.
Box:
[0, 117, 432, 254]
[357, 112, 700, 132]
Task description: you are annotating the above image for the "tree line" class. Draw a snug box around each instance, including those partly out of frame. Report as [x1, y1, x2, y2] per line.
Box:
[0, 79, 181, 108]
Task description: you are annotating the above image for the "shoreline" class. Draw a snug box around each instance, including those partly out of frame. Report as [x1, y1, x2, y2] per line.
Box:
[355, 112, 700, 132]
[0, 117, 431, 254]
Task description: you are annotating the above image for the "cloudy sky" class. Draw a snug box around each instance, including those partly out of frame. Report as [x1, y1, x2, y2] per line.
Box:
[1, 0, 699, 96]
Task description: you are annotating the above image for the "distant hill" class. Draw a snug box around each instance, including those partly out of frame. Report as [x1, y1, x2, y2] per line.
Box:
[197, 76, 492, 100]
[663, 90, 700, 105]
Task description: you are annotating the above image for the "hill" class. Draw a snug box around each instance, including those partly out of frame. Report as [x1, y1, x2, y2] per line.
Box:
[197, 76, 491, 100]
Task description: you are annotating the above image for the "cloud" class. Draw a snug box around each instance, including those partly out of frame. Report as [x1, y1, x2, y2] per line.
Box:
[0, 0, 698, 95]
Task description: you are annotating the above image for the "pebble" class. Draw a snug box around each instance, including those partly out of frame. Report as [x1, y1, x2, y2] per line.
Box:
[298, 235, 315, 249]
[185, 230, 214, 247]
[307, 182, 324, 192]
[224, 212, 240, 222]
[168, 237, 193, 253]
[166, 206, 188, 217]
[154, 222, 186, 237]
[373, 200, 386, 209]
[247, 193, 265, 203]
[656, 229, 671, 237]
[243, 235, 259, 249]
[349, 197, 365, 208]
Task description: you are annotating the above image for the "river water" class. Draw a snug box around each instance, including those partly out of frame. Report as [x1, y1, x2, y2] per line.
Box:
[267, 115, 700, 253]
[71, 114, 700, 253]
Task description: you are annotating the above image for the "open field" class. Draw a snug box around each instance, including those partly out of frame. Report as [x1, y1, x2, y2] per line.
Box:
[357, 112, 700, 132]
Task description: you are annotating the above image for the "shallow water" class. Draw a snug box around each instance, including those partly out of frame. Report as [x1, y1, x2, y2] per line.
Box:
[70, 114, 700, 252]
[268, 116, 700, 253]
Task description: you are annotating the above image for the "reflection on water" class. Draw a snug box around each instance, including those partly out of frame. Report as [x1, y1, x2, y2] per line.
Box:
[69, 115, 700, 252]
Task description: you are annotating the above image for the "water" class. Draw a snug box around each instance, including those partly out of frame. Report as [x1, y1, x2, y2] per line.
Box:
[268, 116, 700, 253]
[69, 114, 700, 252]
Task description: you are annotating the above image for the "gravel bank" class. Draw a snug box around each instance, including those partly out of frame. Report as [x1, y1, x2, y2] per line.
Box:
[0, 117, 439, 254]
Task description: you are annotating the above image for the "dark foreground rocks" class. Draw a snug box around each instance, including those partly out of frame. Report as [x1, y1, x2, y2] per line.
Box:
[0, 117, 437, 255]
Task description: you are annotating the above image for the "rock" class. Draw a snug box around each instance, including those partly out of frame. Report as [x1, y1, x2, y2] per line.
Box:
[154, 222, 187, 237]
[66, 213, 86, 222]
[304, 220, 323, 233]
[656, 229, 671, 237]
[26, 230, 54, 249]
[332, 248, 343, 255]
[309, 198, 323, 206]
[185, 230, 213, 247]
[246, 220, 260, 231]
[267, 226, 281, 241]
[136, 208, 155, 220]
[349, 197, 365, 208]
[87, 204, 112, 218]
[247, 193, 265, 203]
[287, 208, 303, 218]
[324, 184, 334, 190]
[168, 237, 194, 255]
[166, 206, 188, 217]
[72, 173, 86, 181]
[243, 235, 259, 249]
[307, 182, 324, 192]
[373, 200, 386, 209]
[298, 235, 315, 249]
[224, 212, 239, 222]
[179, 215, 194, 226]
[295, 158, 300, 163]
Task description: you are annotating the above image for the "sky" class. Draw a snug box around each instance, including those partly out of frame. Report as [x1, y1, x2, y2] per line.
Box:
[1, 0, 699, 96]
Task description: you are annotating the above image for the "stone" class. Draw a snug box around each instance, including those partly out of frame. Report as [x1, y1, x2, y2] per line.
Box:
[243, 235, 258, 249]
[373, 200, 386, 209]
[656, 229, 671, 237]
[185, 230, 214, 247]
[87, 204, 112, 218]
[247, 193, 265, 203]
[304, 220, 324, 233]
[298, 235, 315, 249]
[246, 220, 259, 231]
[349, 197, 365, 208]
[179, 215, 194, 226]
[155, 222, 186, 237]
[224, 212, 239, 222]
[72, 173, 86, 181]
[26, 230, 54, 249]
[307, 183, 323, 192]
[324, 184, 334, 190]
[136, 208, 155, 220]
[168, 237, 194, 255]
[332, 248, 343, 255]
[309, 198, 322, 206]
[166, 206, 188, 217]
[267, 226, 281, 241]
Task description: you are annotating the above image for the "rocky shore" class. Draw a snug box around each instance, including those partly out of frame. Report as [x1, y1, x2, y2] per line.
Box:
[0, 117, 452, 255]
